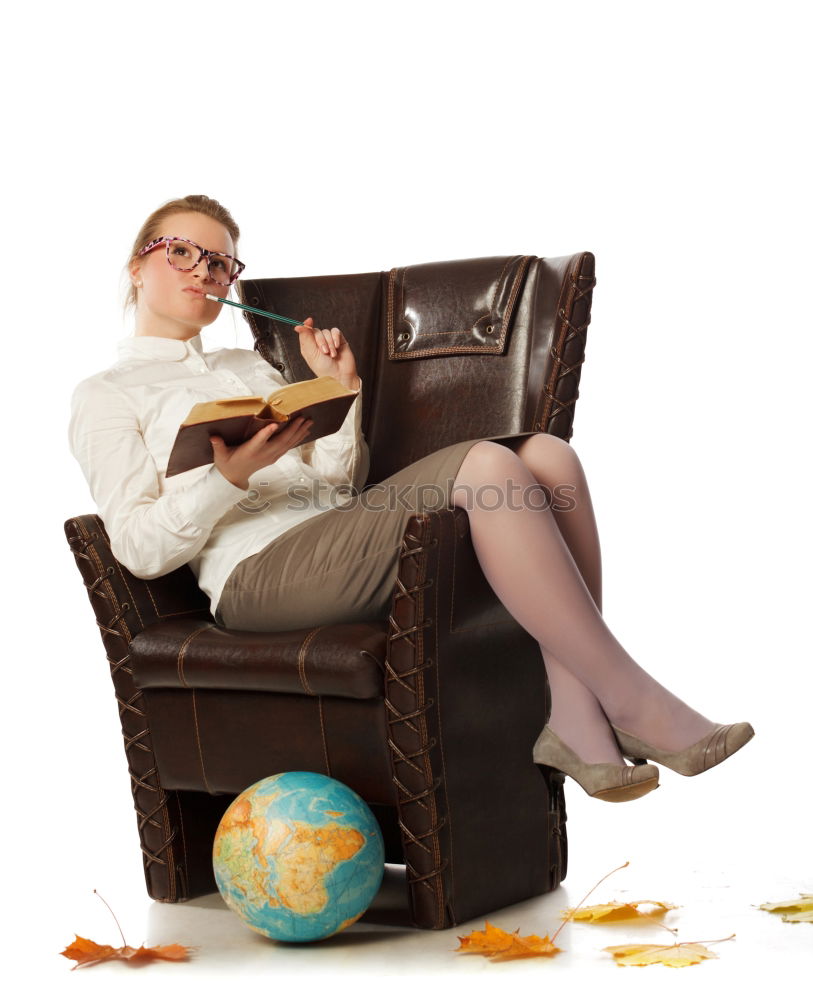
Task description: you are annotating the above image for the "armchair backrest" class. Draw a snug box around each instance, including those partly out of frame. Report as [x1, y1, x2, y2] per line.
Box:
[239, 252, 595, 485]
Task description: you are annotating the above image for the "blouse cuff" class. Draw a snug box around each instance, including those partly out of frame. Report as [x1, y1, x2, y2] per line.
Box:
[185, 465, 250, 529]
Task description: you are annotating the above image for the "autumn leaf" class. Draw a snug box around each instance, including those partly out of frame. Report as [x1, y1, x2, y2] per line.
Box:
[456, 920, 560, 961]
[457, 920, 518, 956]
[602, 936, 734, 968]
[491, 932, 560, 962]
[562, 899, 678, 923]
[455, 862, 635, 962]
[61, 935, 194, 969]
[757, 893, 813, 923]
[60, 890, 194, 970]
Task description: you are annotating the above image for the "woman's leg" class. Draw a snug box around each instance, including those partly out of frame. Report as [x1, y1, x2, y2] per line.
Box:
[513, 433, 604, 612]
[451, 435, 715, 764]
[513, 433, 621, 764]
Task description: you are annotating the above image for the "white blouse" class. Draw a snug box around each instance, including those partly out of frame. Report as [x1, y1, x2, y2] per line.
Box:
[68, 332, 369, 617]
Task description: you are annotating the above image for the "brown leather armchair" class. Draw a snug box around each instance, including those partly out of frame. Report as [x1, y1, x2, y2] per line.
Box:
[65, 252, 596, 930]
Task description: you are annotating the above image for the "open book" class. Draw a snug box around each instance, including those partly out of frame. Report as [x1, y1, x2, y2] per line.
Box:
[166, 375, 359, 477]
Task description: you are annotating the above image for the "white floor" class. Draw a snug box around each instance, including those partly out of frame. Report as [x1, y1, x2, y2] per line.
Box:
[29, 711, 811, 999]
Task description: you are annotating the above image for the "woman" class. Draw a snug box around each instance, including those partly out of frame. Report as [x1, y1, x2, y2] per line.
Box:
[69, 194, 754, 805]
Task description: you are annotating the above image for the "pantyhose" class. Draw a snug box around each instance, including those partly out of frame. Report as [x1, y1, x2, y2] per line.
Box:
[451, 435, 716, 765]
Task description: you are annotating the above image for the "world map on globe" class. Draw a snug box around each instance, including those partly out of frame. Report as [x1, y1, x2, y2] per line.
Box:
[213, 771, 385, 942]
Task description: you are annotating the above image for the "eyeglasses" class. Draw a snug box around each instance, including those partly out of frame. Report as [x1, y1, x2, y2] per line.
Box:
[137, 236, 246, 286]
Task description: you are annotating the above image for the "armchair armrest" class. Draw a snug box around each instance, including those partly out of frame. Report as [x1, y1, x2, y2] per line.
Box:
[64, 514, 214, 640]
[64, 514, 216, 900]
[382, 506, 565, 929]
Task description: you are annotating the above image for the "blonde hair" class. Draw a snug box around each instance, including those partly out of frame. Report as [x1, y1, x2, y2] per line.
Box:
[123, 194, 241, 313]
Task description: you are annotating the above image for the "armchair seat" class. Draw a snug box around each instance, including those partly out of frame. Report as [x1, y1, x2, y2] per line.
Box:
[67, 251, 596, 928]
[131, 619, 387, 700]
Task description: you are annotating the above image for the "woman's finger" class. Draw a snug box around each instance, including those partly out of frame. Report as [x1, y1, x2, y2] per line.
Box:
[294, 317, 316, 336]
[282, 416, 312, 437]
[295, 316, 342, 356]
[293, 418, 314, 443]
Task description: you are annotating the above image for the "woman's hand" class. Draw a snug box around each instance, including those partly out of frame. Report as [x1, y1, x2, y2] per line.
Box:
[294, 316, 360, 390]
[210, 416, 314, 491]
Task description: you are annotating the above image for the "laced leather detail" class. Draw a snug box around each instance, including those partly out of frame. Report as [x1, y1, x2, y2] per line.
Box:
[67, 519, 179, 895]
[383, 521, 449, 927]
[538, 262, 597, 438]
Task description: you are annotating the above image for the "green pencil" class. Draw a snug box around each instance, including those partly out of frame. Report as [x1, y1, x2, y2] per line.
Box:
[205, 293, 303, 327]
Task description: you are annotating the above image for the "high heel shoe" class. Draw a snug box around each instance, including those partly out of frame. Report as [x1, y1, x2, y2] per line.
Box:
[532, 725, 660, 803]
[610, 721, 755, 776]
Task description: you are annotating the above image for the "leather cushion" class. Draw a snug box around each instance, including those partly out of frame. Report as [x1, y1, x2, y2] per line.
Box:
[130, 619, 387, 699]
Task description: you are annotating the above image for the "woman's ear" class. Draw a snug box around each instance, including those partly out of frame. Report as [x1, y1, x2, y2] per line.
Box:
[129, 262, 143, 289]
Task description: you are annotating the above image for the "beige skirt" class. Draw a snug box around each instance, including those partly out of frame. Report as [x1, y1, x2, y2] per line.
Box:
[215, 431, 540, 632]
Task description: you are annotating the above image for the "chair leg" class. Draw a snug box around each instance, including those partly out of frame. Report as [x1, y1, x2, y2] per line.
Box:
[139, 790, 233, 902]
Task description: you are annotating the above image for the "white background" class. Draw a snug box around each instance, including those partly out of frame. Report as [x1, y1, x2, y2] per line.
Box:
[4, 0, 810, 996]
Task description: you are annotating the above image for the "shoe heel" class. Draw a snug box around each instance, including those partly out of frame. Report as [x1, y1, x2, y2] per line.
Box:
[533, 726, 660, 803]
[535, 762, 565, 784]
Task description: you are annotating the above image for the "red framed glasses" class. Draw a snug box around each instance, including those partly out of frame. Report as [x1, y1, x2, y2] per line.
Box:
[138, 236, 245, 286]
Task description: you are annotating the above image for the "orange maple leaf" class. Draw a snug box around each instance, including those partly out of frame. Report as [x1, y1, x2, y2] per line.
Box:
[454, 861, 633, 963]
[456, 920, 560, 961]
[61, 935, 193, 969]
[60, 891, 194, 970]
[490, 931, 560, 962]
[457, 920, 518, 955]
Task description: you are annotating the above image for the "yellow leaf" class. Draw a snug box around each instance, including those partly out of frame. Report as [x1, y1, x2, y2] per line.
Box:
[602, 941, 720, 968]
[562, 899, 678, 922]
[758, 893, 813, 922]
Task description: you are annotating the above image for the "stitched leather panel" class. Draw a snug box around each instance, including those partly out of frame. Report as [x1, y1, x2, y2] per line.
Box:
[141, 688, 395, 804]
[386, 255, 532, 360]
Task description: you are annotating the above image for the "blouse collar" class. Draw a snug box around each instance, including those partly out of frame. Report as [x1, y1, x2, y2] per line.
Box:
[116, 333, 205, 361]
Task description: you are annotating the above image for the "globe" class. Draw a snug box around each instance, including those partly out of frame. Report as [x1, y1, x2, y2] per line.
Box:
[212, 771, 386, 942]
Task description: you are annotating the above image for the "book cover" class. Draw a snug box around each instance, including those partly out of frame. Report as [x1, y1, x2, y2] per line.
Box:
[165, 376, 358, 477]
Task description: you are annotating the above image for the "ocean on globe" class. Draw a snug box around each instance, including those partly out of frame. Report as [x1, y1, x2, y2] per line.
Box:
[212, 771, 386, 942]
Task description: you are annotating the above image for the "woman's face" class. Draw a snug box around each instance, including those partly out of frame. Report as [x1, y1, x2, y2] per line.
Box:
[129, 211, 238, 338]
